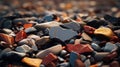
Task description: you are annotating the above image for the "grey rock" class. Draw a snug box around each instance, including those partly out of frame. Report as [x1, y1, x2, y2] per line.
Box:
[103, 42, 118, 52]
[60, 22, 81, 32]
[15, 44, 32, 53]
[84, 59, 91, 67]
[49, 26, 78, 42]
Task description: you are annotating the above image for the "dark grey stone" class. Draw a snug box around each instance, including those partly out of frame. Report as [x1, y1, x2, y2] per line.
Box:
[49, 26, 78, 42]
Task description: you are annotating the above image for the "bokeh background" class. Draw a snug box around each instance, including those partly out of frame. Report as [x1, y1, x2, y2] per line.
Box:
[0, 0, 120, 17]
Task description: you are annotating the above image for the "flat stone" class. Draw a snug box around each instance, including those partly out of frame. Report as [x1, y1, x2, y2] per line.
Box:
[36, 44, 62, 59]
[81, 32, 92, 42]
[35, 36, 50, 49]
[18, 38, 38, 51]
[60, 22, 81, 32]
[15, 30, 27, 42]
[34, 21, 62, 31]
[66, 44, 93, 54]
[49, 26, 78, 42]
[94, 27, 114, 38]
[15, 44, 32, 53]
[2, 51, 27, 61]
[93, 52, 109, 62]
[0, 33, 14, 47]
[103, 42, 118, 52]
[27, 34, 41, 41]
[22, 57, 42, 67]
[70, 52, 79, 67]
[24, 27, 37, 34]
[42, 53, 57, 65]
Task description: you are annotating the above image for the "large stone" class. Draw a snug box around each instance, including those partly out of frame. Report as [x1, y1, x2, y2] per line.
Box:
[49, 26, 78, 42]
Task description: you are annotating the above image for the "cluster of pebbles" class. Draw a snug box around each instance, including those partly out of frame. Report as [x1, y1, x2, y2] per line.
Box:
[0, 10, 120, 67]
[0, 0, 120, 67]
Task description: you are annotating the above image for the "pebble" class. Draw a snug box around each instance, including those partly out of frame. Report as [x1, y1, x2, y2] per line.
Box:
[21, 57, 42, 67]
[60, 22, 81, 32]
[94, 26, 114, 38]
[15, 44, 32, 53]
[36, 44, 62, 59]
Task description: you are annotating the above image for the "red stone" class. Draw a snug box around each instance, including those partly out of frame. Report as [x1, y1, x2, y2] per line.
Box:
[66, 44, 93, 54]
[0, 33, 14, 46]
[42, 53, 57, 65]
[15, 30, 27, 42]
[84, 25, 95, 34]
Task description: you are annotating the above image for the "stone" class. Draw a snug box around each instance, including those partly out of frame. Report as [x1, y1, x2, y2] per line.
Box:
[84, 25, 96, 34]
[74, 59, 85, 67]
[110, 61, 120, 67]
[18, 38, 38, 51]
[93, 52, 109, 62]
[15, 44, 32, 53]
[15, 30, 27, 42]
[43, 14, 56, 22]
[81, 32, 92, 42]
[94, 27, 114, 38]
[34, 21, 62, 31]
[70, 52, 79, 67]
[35, 36, 50, 49]
[114, 29, 120, 38]
[103, 42, 118, 52]
[84, 59, 91, 67]
[58, 56, 65, 62]
[42, 53, 57, 65]
[2, 28, 15, 36]
[60, 22, 81, 32]
[0, 48, 12, 59]
[91, 43, 101, 51]
[27, 35, 41, 41]
[104, 14, 120, 26]
[2, 51, 26, 61]
[22, 57, 42, 67]
[59, 50, 68, 57]
[49, 26, 78, 42]
[66, 44, 93, 54]
[36, 44, 62, 59]
[57, 62, 69, 67]
[0, 33, 14, 47]
[24, 27, 37, 34]
[80, 55, 87, 62]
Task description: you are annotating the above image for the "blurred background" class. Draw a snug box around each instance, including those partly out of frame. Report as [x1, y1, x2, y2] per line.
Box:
[0, 0, 120, 17]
